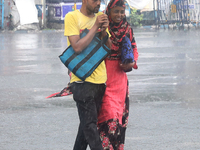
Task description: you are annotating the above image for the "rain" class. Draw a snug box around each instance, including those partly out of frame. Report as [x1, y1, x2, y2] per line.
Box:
[1, 28, 200, 149]
[1, 0, 200, 149]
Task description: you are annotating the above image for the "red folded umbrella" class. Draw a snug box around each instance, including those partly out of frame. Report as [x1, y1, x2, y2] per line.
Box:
[46, 86, 72, 99]
[46, 72, 73, 99]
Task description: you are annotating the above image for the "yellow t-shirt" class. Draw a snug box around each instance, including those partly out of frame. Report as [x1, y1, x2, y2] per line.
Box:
[64, 10, 109, 84]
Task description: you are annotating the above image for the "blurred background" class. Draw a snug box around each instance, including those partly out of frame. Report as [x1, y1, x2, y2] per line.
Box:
[1, 0, 200, 30]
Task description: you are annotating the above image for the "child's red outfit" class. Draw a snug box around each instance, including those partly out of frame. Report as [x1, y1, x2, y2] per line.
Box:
[97, 0, 139, 149]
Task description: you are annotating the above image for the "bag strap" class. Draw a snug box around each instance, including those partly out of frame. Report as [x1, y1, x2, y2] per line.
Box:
[101, 33, 109, 45]
[101, 34, 110, 54]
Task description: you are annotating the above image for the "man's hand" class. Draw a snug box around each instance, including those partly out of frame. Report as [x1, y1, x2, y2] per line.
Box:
[94, 14, 109, 29]
[95, 14, 111, 49]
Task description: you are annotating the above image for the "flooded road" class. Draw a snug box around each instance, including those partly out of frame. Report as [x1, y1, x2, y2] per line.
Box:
[0, 29, 200, 150]
[130, 30, 200, 106]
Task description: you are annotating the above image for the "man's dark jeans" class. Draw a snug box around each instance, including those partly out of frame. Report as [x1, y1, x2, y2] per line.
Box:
[71, 82, 106, 150]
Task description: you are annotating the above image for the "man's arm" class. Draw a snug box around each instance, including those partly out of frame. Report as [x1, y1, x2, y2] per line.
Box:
[68, 14, 109, 54]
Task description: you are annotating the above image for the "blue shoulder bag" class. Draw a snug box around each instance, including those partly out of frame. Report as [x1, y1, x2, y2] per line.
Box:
[59, 28, 110, 81]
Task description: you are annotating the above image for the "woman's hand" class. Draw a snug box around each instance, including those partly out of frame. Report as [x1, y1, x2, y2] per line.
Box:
[119, 61, 136, 71]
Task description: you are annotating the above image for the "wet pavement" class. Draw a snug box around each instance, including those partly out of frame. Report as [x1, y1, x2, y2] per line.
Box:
[0, 29, 200, 150]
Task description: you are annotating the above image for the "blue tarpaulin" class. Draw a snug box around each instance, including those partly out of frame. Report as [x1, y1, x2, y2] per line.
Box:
[173, 0, 183, 4]
[0, 0, 4, 29]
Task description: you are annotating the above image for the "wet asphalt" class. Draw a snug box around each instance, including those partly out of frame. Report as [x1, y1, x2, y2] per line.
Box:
[0, 28, 200, 150]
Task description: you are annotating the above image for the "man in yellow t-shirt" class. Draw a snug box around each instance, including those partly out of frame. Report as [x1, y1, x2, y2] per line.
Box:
[64, 0, 111, 149]
[64, 9, 110, 84]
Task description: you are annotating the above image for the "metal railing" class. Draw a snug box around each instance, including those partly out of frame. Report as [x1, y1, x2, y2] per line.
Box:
[154, 0, 200, 29]
[189, 0, 200, 27]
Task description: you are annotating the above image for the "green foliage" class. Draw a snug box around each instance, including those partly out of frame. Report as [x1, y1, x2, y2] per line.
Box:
[129, 9, 143, 27]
